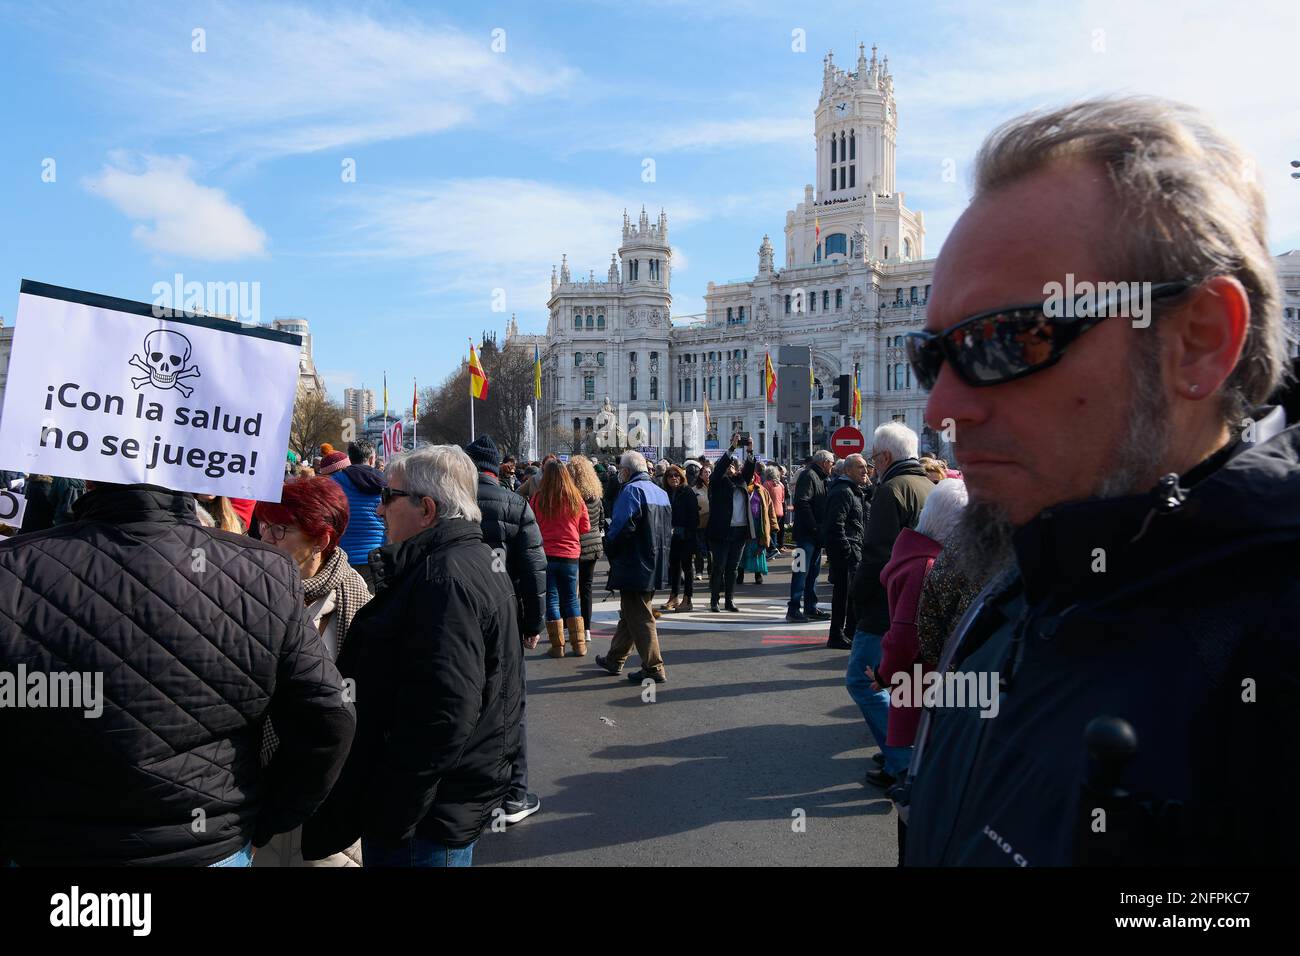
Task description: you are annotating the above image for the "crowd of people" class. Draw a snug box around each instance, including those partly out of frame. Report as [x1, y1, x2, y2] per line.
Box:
[2, 94, 1297, 868]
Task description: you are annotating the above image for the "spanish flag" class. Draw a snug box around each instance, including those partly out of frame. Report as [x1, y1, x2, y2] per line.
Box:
[765, 352, 776, 404]
[703, 396, 712, 432]
[814, 214, 820, 243]
[853, 373, 862, 421]
[533, 344, 542, 400]
[469, 344, 489, 400]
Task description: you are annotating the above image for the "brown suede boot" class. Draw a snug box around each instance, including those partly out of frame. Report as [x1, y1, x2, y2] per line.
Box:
[546, 619, 565, 658]
[564, 616, 587, 657]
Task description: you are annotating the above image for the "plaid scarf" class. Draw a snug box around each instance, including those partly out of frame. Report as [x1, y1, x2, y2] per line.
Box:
[302, 546, 371, 655]
[260, 547, 371, 766]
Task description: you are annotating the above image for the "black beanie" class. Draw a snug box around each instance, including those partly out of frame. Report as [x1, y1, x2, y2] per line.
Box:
[463, 434, 500, 475]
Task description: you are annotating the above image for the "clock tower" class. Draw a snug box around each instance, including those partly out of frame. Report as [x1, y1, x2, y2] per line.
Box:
[815, 42, 897, 202]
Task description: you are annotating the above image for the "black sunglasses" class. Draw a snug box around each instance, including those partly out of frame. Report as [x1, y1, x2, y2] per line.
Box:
[905, 281, 1191, 390]
[379, 487, 412, 506]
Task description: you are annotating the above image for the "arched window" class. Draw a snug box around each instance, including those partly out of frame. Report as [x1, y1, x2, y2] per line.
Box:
[910, 286, 918, 302]
[574, 314, 581, 329]
[585, 417, 594, 432]
[586, 315, 594, 329]
[597, 314, 605, 329]
[597, 352, 605, 366]
[849, 129, 856, 159]
[816, 244, 822, 262]
[574, 352, 583, 366]
[573, 417, 581, 435]
[884, 244, 889, 259]
[895, 365, 905, 390]
[650, 377, 658, 400]
[903, 238, 912, 260]
[825, 232, 847, 257]
[831, 135, 837, 163]
[630, 377, 637, 401]
[785, 294, 791, 314]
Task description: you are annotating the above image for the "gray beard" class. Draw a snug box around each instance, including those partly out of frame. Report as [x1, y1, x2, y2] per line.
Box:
[948, 333, 1171, 585]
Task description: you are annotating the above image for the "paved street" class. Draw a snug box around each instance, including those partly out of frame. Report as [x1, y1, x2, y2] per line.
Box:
[475, 553, 899, 867]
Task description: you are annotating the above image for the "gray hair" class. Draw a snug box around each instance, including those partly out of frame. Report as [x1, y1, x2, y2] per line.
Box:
[386, 445, 482, 523]
[831, 458, 846, 477]
[916, 478, 969, 544]
[974, 96, 1285, 420]
[873, 421, 919, 462]
[347, 439, 376, 464]
[620, 450, 648, 474]
[763, 465, 780, 481]
[812, 449, 835, 467]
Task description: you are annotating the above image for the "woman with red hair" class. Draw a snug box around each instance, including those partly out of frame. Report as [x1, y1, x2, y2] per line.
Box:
[252, 476, 371, 867]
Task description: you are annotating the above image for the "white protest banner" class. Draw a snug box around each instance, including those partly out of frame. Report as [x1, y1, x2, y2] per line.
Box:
[0, 489, 26, 534]
[382, 420, 404, 458]
[0, 281, 302, 501]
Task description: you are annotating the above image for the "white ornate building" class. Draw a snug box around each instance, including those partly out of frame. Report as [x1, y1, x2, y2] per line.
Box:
[518, 43, 1300, 461]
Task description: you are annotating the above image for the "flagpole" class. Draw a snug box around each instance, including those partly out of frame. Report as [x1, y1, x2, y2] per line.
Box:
[412, 377, 417, 448]
[763, 350, 770, 460]
[468, 340, 475, 443]
[383, 370, 388, 462]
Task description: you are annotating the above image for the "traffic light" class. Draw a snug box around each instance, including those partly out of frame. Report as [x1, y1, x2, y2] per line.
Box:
[835, 374, 852, 416]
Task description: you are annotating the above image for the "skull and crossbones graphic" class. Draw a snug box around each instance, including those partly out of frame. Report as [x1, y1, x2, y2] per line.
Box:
[129, 330, 202, 398]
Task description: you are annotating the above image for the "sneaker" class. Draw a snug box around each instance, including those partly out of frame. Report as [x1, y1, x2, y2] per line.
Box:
[500, 793, 541, 825]
[806, 608, 831, 620]
[785, 609, 809, 623]
[594, 654, 622, 676]
[627, 668, 667, 684]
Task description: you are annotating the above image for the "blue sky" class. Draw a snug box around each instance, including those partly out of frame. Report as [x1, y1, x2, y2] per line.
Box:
[2, 0, 1297, 409]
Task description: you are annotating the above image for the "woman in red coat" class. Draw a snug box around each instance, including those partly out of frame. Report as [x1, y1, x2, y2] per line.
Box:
[875, 478, 970, 749]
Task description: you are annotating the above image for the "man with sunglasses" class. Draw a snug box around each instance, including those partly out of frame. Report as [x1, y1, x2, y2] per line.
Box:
[900, 97, 1300, 866]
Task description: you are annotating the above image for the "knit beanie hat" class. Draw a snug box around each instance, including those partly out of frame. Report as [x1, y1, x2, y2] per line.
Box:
[319, 451, 349, 475]
[463, 434, 501, 475]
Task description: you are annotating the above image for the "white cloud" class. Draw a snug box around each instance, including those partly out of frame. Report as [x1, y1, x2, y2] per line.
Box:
[330, 179, 714, 313]
[890, 0, 1300, 250]
[83, 154, 267, 261]
[612, 117, 809, 153]
[80, 4, 575, 159]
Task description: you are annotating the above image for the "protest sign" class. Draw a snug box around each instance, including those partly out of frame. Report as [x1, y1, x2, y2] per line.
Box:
[0, 281, 302, 501]
[382, 420, 404, 458]
[0, 489, 26, 535]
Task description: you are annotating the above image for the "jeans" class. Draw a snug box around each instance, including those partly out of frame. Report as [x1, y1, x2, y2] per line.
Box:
[508, 657, 529, 803]
[578, 559, 596, 632]
[788, 541, 823, 613]
[829, 558, 858, 643]
[546, 558, 581, 621]
[709, 528, 747, 604]
[362, 835, 476, 868]
[210, 842, 254, 867]
[845, 630, 912, 778]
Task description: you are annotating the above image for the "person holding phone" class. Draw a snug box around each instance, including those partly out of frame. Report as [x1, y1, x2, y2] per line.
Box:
[705, 434, 757, 612]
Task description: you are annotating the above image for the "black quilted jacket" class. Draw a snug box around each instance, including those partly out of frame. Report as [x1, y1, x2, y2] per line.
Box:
[302, 517, 524, 856]
[476, 473, 547, 637]
[0, 485, 356, 866]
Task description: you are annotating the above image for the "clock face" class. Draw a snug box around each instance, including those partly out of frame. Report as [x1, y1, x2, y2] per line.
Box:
[836, 102, 849, 114]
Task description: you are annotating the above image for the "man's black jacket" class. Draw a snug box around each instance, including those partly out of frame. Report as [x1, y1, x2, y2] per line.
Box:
[822, 475, 869, 569]
[706, 450, 757, 540]
[476, 472, 546, 637]
[0, 485, 355, 865]
[304, 517, 523, 855]
[792, 464, 828, 545]
[906, 412, 1300, 865]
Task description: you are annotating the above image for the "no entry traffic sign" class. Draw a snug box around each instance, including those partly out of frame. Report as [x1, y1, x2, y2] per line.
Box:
[831, 426, 865, 457]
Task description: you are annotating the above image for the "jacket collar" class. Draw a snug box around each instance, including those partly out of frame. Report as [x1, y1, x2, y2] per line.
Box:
[73, 484, 201, 526]
[1011, 407, 1300, 609]
[881, 457, 924, 483]
[368, 516, 483, 593]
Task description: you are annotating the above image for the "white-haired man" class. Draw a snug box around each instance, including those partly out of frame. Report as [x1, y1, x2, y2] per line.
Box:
[595, 450, 673, 683]
[901, 97, 1300, 865]
[847, 421, 934, 789]
[304, 445, 524, 867]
